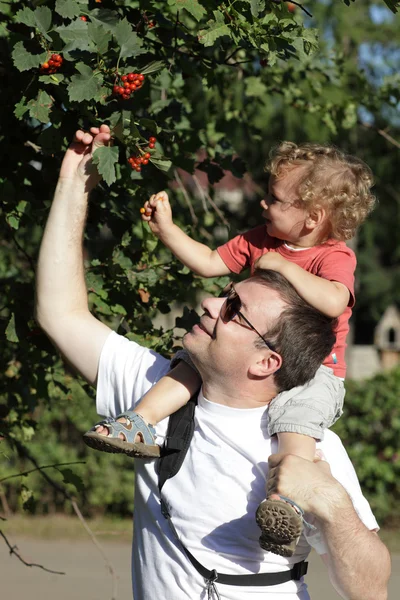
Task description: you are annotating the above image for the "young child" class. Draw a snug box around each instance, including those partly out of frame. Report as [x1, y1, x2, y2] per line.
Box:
[84, 142, 376, 556]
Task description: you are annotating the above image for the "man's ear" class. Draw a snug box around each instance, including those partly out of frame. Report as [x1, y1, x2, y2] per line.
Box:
[249, 351, 282, 377]
[306, 206, 326, 231]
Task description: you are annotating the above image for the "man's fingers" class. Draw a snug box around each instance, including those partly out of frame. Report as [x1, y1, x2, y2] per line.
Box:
[92, 131, 111, 149]
[267, 452, 287, 468]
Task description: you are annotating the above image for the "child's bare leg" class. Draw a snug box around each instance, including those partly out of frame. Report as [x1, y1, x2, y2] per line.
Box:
[84, 361, 201, 457]
[256, 432, 316, 557]
[136, 361, 202, 425]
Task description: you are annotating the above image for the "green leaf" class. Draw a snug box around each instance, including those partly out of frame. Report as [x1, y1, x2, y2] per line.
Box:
[88, 23, 111, 54]
[68, 63, 104, 102]
[12, 41, 45, 72]
[14, 96, 29, 119]
[140, 61, 166, 75]
[198, 11, 231, 47]
[168, 0, 207, 21]
[57, 20, 95, 52]
[60, 468, 85, 493]
[90, 8, 120, 33]
[92, 145, 119, 186]
[28, 90, 53, 124]
[55, 0, 81, 19]
[39, 73, 65, 86]
[150, 158, 173, 172]
[34, 6, 52, 41]
[249, 0, 265, 18]
[245, 76, 267, 98]
[15, 7, 36, 27]
[6, 313, 19, 343]
[114, 18, 144, 59]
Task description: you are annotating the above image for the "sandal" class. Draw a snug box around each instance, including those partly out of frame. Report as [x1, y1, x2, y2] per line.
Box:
[83, 411, 160, 458]
[255, 497, 303, 557]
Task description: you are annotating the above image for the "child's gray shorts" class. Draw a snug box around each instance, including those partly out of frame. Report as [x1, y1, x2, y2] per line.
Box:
[267, 365, 345, 440]
[171, 352, 344, 441]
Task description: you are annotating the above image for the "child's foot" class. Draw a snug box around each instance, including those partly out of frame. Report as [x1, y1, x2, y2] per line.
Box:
[83, 411, 160, 458]
[255, 497, 303, 557]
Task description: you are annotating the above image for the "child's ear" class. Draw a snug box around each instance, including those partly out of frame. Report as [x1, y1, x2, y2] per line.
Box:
[306, 206, 326, 230]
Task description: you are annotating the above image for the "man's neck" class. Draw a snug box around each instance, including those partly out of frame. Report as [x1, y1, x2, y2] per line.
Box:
[201, 380, 277, 409]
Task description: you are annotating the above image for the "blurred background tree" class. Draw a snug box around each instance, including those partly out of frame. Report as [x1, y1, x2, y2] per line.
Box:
[1, 0, 399, 523]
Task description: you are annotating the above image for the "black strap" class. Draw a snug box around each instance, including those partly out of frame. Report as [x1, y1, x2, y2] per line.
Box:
[161, 498, 308, 587]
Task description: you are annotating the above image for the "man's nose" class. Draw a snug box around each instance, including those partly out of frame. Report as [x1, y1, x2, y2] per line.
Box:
[201, 296, 225, 319]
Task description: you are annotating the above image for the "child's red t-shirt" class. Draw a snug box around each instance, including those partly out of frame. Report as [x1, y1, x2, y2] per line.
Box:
[217, 225, 356, 378]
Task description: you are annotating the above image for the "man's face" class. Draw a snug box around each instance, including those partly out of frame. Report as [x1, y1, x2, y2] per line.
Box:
[260, 169, 308, 243]
[183, 278, 287, 384]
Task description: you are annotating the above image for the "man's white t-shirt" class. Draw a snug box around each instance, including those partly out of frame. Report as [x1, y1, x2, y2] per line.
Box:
[96, 331, 378, 600]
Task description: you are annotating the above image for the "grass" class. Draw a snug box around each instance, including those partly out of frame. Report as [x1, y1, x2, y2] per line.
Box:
[1, 514, 399, 552]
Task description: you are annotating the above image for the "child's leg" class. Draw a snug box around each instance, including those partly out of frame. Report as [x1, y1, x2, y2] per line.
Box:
[256, 366, 345, 557]
[135, 360, 201, 425]
[83, 359, 201, 457]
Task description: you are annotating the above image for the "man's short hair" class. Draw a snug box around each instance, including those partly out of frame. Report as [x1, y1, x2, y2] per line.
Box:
[253, 269, 337, 392]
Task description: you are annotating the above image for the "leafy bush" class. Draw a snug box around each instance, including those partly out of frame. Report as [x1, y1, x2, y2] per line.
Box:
[333, 367, 400, 524]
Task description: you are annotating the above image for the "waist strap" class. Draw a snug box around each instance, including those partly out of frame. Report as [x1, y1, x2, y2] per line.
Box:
[160, 498, 308, 587]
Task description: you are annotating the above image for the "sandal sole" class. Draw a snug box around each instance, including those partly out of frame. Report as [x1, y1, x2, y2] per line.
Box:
[83, 431, 160, 458]
[259, 534, 298, 558]
[256, 499, 303, 544]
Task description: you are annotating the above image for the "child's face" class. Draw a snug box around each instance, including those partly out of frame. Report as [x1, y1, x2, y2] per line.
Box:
[260, 169, 308, 244]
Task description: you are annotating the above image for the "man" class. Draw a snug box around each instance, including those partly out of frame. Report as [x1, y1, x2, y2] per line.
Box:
[36, 125, 390, 600]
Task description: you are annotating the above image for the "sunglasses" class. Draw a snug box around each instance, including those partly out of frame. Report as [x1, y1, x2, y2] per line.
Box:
[219, 283, 276, 352]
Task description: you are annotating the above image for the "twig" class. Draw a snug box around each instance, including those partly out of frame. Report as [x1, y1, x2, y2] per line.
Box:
[7, 440, 118, 599]
[24, 140, 42, 153]
[174, 170, 198, 226]
[0, 461, 86, 484]
[358, 120, 400, 150]
[191, 173, 209, 213]
[0, 530, 65, 575]
[71, 500, 118, 600]
[192, 175, 230, 227]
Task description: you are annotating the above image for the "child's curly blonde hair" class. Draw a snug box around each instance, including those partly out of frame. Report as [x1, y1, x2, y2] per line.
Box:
[266, 142, 376, 241]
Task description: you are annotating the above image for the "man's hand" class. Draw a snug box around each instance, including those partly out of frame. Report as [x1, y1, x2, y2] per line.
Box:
[255, 252, 287, 273]
[59, 124, 111, 191]
[141, 191, 174, 239]
[267, 452, 350, 521]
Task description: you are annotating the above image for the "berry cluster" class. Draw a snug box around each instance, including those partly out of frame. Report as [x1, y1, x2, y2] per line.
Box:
[40, 54, 63, 74]
[128, 151, 151, 172]
[113, 73, 145, 100]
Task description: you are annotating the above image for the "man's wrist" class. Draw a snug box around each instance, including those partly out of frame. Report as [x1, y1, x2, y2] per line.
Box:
[310, 479, 352, 524]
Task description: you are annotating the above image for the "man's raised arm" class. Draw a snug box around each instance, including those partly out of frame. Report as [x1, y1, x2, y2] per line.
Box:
[36, 125, 112, 386]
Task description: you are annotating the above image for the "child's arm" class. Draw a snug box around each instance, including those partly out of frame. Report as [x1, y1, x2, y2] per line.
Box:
[135, 360, 201, 425]
[141, 191, 230, 277]
[256, 253, 350, 318]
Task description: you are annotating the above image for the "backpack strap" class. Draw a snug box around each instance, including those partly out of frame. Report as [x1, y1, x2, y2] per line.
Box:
[158, 395, 197, 492]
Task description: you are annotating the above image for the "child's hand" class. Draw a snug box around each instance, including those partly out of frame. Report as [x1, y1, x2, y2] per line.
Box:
[255, 252, 286, 273]
[141, 191, 174, 238]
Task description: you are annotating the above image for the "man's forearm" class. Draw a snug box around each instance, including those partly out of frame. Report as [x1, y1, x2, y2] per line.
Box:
[36, 177, 89, 331]
[320, 496, 390, 600]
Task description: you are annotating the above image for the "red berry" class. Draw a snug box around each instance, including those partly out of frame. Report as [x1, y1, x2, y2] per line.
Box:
[135, 166, 141, 172]
[129, 83, 136, 90]
[113, 85, 119, 94]
[117, 87, 124, 94]
[127, 73, 135, 82]
[80, 16, 87, 21]
[138, 74, 145, 82]
[149, 21, 156, 29]
[54, 54, 62, 62]
[148, 143, 155, 149]
[143, 159, 149, 165]
[124, 82, 130, 88]
[42, 62, 49, 69]
[149, 136, 156, 143]
[121, 75, 128, 82]
[144, 152, 151, 159]
[122, 94, 130, 100]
